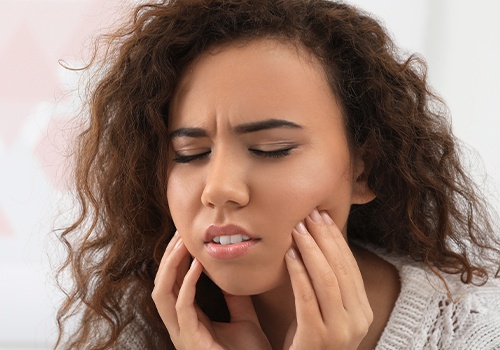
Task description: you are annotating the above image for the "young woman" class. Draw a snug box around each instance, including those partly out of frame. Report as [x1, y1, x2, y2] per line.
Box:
[55, 1, 500, 349]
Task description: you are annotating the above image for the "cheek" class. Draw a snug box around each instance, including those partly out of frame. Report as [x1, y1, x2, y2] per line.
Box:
[167, 172, 203, 257]
[167, 169, 200, 230]
[282, 154, 353, 227]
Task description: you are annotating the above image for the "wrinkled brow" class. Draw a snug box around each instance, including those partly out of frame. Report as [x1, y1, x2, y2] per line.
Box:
[169, 118, 302, 139]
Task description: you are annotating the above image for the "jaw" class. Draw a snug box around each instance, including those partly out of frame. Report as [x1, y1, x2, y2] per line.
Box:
[201, 255, 289, 296]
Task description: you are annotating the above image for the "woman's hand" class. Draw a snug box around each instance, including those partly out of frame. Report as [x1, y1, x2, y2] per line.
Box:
[151, 232, 272, 350]
[283, 209, 373, 350]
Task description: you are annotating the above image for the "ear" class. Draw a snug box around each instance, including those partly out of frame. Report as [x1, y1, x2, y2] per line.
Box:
[351, 148, 376, 205]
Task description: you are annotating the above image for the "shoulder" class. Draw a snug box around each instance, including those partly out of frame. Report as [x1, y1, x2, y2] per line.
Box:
[370, 247, 500, 350]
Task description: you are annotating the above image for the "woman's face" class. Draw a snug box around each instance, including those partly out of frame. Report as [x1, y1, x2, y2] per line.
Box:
[167, 39, 372, 295]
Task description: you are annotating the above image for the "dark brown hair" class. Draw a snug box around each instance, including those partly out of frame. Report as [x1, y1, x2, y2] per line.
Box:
[55, 0, 500, 348]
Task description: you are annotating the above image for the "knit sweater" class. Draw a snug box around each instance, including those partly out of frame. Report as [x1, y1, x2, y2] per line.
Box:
[371, 249, 500, 350]
[120, 250, 500, 349]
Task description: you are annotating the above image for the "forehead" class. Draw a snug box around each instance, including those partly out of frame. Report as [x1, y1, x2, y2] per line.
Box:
[169, 38, 342, 130]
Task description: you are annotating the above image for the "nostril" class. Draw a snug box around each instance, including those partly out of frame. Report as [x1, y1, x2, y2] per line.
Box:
[201, 180, 250, 209]
[200, 153, 250, 208]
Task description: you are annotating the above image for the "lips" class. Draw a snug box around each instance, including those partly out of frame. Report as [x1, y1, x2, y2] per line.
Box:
[212, 234, 251, 245]
[204, 224, 257, 243]
[204, 224, 259, 259]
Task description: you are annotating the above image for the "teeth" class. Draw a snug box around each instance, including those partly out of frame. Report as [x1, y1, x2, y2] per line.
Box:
[212, 234, 251, 245]
[220, 236, 231, 245]
[230, 234, 242, 244]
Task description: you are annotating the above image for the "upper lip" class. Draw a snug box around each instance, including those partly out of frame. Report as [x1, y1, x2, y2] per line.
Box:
[204, 224, 257, 243]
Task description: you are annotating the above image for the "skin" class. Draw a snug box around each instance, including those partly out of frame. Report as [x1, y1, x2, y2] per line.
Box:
[152, 39, 400, 349]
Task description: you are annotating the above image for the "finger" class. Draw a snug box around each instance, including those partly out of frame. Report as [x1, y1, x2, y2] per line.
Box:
[151, 237, 189, 334]
[156, 233, 191, 297]
[224, 293, 260, 324]
[176, 258, 205, 331]
[322, 215, 371, 312]
[285, 246, 323, 323]
[155, 231, 180, 285]
[173, 251, 191, 296]
[305, 211, 371, 318]
[291, 225, 344, 319]
[304, 211, 364, 306]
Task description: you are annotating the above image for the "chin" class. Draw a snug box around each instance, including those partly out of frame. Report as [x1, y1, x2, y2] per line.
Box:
[205, 264, 288, 296]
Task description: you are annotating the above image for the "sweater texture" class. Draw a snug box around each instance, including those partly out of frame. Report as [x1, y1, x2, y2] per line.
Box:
[371, 248, 500, 350]
[119, 248, 500, 349]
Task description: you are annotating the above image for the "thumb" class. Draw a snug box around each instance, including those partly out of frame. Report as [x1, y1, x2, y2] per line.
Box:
[223, 293, 260, 324]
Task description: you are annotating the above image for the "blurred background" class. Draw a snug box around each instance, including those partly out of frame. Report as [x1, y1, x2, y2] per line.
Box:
[0, 0, 499, 349]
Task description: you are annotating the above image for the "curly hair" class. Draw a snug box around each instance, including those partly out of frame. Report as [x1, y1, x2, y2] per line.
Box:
[55, 0, 500, 348]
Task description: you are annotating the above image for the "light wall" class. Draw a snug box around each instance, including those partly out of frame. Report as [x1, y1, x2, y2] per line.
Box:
[349, 0, 500, 211]
[0, 0, 498, 348]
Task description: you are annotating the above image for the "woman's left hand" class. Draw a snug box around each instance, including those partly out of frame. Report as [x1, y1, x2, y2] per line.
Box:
[283, 209, 373, 350]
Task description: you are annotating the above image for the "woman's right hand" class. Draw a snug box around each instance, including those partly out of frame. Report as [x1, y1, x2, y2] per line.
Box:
[152, 232, 272, 350]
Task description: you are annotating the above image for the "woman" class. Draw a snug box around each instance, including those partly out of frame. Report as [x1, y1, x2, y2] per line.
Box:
[55, 1, 500, 349]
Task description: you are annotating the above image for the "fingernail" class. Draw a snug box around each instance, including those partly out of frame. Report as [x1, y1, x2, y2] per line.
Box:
[190, 258, 197, 268]
[294, 222, 308, 235]
[287, 247, 297, 259]
[174, 230, 179, 236]
[320, 211, 334, 225]
[309, 209, 323, 223]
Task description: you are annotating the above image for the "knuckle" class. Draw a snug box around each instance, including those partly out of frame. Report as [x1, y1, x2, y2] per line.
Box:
[315, 225, 331, 239]
[332, 261, 350, 276]
[331, 327, 349, 345]
[320, 270, 337, 287]
[151, 289, 160, 302]
[175, 300, 185, 313]
[299, 290, 316, 303]
[355, 320, 370, 338]
[301, 236, 317, 251]
[366, 307, 374, 325]
[346, 314, 372, 343]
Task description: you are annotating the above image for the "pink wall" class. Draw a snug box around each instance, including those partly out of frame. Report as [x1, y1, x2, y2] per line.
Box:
[0, 1, 131, 348]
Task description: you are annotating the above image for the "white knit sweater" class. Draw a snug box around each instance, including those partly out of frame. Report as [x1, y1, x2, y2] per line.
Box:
[120, 250, 500, 349]
[372, 249, 500, 350]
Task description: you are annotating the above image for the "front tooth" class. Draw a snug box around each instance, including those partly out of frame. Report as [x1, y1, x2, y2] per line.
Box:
[230, 234, 242, 244]
[219, 236, 231, 245]
[213, 236, 221, 243]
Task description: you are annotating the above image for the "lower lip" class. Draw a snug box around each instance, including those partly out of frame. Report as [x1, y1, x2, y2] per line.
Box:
[205, 240, 258, 259]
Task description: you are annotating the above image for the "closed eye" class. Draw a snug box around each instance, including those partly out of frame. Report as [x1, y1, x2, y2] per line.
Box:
[172, 146, 297, 163]
[173, 150, 211, 163]
[249, 147, 296, 158]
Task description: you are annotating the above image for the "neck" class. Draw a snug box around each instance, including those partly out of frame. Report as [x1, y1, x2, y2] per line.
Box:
[249, 245, 400, 350]
[252, 276, 295, 349]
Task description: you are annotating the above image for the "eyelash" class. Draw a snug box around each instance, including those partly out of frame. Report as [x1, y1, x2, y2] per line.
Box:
[249, 148, 294, 158]
[173, 147, 295, 163]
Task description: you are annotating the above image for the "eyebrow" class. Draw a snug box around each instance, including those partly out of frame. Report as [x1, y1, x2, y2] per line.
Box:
[169, 118, 303, 139]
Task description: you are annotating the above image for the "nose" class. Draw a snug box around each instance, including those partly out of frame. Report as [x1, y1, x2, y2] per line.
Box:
[201, 148, 250, 209]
